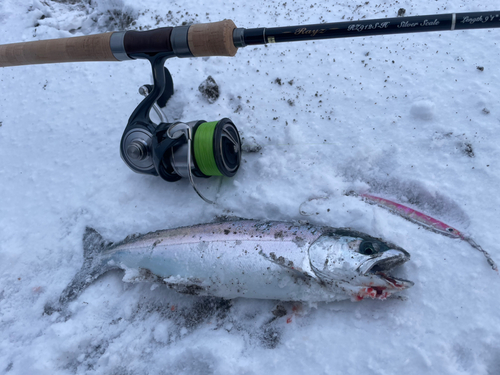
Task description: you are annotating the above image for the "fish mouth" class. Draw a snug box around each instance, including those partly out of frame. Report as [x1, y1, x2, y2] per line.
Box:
[358, 249, 414, 290]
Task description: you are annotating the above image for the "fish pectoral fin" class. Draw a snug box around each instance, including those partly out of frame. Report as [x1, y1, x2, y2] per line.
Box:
[309, 263, 337, 284]
[163, 276, 206, 296]
[258, 250, 312, 281]
[163, 275, 202, 286]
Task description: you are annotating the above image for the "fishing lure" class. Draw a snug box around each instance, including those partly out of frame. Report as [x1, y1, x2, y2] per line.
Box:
[359, 193, 498, 272]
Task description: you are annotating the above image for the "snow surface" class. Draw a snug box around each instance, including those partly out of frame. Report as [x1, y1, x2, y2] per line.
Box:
[1, 0, 500, 373]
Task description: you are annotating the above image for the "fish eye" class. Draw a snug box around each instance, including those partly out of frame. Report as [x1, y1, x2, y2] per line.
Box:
[359, 241, 380, 255]
[364, 247, 375, 255]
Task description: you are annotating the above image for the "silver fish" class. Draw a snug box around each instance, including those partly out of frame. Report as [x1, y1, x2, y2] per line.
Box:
[59, 220, 413, 304]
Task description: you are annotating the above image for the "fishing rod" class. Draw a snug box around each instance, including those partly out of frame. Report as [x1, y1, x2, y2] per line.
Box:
[1, 11, 499, 202]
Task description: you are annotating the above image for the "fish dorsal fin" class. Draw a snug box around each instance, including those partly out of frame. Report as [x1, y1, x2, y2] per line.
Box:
[212, 215, 251, 223]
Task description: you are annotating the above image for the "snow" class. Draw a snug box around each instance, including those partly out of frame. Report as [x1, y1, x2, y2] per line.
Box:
[1, 0, 500, 373]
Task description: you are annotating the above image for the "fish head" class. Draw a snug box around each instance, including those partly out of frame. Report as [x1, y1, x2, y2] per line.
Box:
[308, 229, 413, 300]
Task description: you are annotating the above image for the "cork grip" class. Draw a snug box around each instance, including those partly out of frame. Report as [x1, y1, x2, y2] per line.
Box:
[0, 32, 117, 67]
[188, 20, 238, 57]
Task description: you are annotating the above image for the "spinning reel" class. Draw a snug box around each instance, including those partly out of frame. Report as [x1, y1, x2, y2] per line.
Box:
[120, 52, 241, 204]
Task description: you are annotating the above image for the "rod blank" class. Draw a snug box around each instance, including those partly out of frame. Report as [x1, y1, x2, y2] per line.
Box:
[238, 11, 500, 46]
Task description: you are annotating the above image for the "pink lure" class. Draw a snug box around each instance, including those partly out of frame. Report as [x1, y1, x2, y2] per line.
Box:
[360, 193, 498, 272]
[361, 194, 463, 239]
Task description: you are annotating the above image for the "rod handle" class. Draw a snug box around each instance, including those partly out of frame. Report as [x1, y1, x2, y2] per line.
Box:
[188, 20, 238, 57]
[0, 32, 117, 67]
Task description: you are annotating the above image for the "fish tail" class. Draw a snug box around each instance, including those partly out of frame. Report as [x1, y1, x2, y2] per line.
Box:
[58, 227, 117, 305]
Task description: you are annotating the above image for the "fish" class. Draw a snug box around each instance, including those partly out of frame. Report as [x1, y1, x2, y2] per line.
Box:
[58, 220, 413, 305]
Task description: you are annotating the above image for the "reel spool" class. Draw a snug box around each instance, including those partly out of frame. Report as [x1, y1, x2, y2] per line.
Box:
[120, 52, 241, 203]
[168, 119, 240, 180]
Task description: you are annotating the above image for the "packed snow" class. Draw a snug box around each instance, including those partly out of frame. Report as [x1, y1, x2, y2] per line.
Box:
[1, 0, 499, 373]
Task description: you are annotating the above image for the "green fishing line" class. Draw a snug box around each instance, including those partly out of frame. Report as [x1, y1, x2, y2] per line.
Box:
[194, 121, 222, 176]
